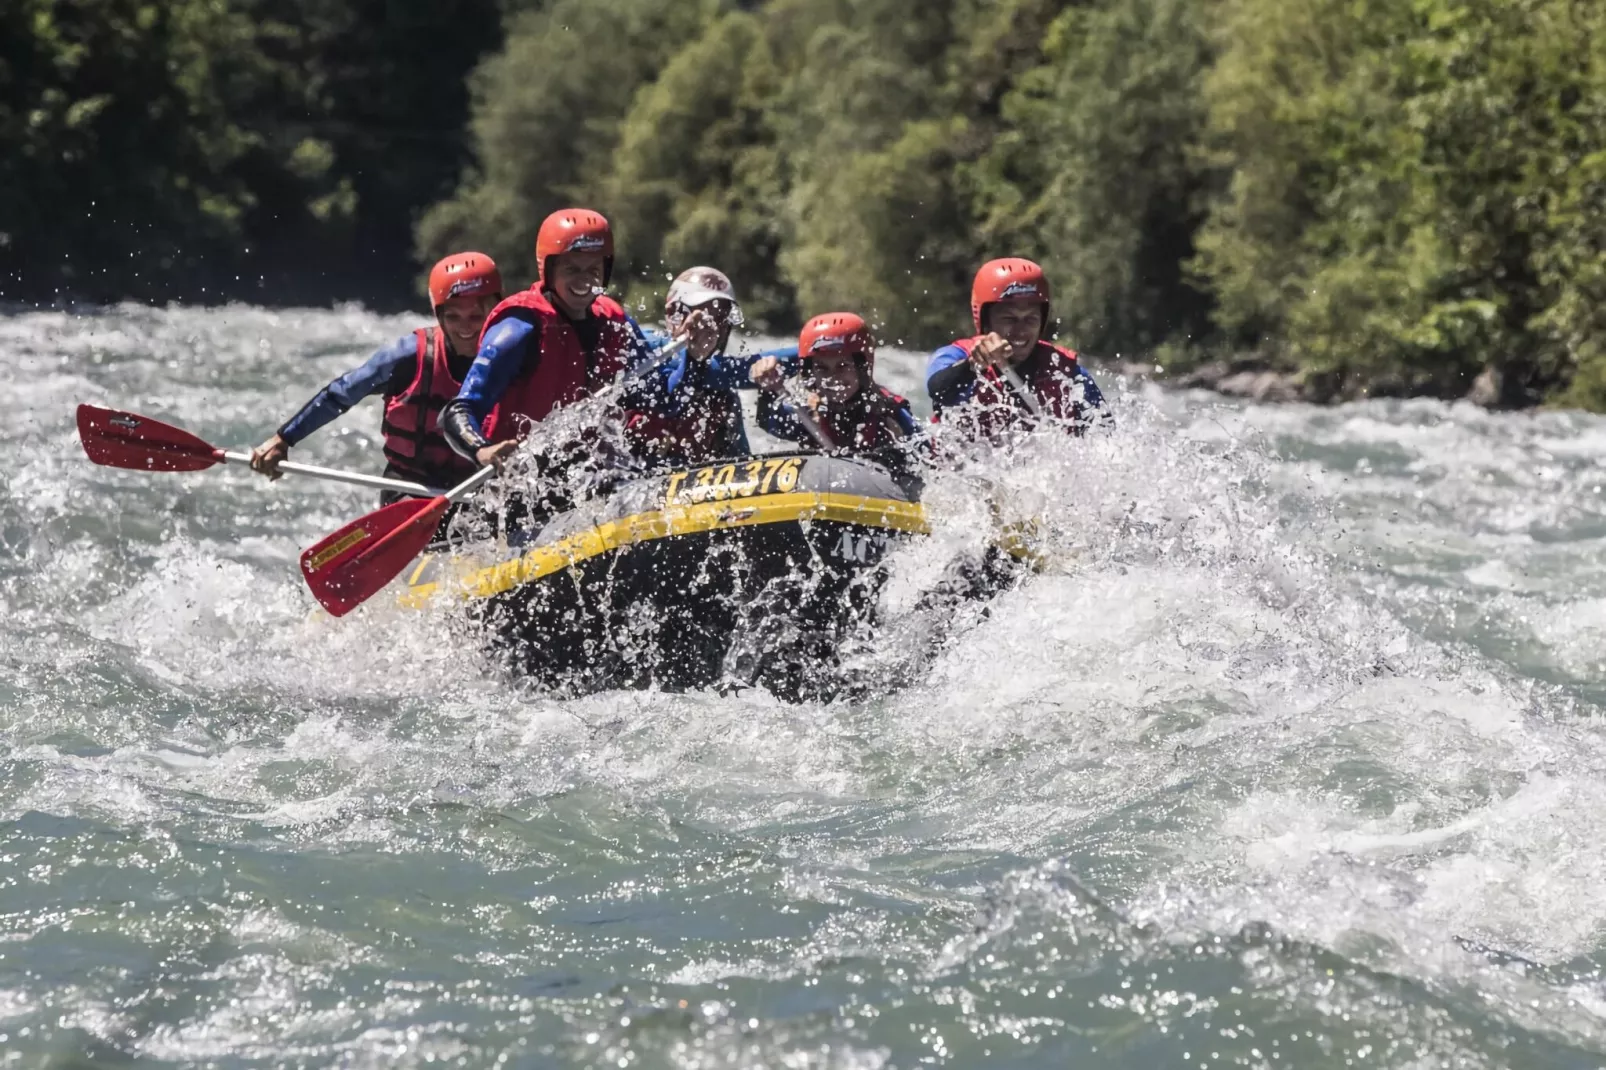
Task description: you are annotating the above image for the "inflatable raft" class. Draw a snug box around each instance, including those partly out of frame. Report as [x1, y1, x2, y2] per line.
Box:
[399, 452, 928, 699]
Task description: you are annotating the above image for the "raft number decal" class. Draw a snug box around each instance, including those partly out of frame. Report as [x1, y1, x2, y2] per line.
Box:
[664, 457, 802, 506]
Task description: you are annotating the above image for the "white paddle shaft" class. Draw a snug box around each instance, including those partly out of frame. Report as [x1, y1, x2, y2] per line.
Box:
[219, 452, 445, 497]
[999, 365, 1045, 417]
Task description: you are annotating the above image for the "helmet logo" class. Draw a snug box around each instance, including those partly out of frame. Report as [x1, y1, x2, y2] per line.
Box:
[999, 280, 1043, 300]
[809, 335, 849, 351]
[565, 234, 606, 252]
[445, 278, 491, 299]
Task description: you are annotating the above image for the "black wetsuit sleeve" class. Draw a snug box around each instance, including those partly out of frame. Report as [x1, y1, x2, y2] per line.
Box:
[754, 389, 814, 447]
[440, 401, 488, 460]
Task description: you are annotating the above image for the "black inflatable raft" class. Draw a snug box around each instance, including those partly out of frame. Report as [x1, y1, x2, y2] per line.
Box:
[399, 452, 928, 699]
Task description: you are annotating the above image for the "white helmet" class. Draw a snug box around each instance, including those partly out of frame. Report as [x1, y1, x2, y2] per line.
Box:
[666, 266, 744, 327]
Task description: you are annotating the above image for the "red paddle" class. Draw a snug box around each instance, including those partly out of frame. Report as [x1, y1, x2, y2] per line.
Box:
[78, 404, 223, 472]
[76, 404, 444, 495]
[300, 466, 496, 616]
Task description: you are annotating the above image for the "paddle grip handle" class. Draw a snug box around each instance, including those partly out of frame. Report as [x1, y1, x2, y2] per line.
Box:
[219, 451, 446, 497]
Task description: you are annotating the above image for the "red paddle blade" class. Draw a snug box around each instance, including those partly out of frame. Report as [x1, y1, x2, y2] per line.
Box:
[76, 404, 224, 473]
[300, 496, 449, 617]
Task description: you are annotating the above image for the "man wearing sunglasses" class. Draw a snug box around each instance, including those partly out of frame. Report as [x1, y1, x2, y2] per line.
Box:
[624, 266, 797, 466]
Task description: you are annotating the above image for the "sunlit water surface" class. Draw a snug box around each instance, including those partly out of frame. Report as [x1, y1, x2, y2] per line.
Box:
[5, 304, 1606, 1067]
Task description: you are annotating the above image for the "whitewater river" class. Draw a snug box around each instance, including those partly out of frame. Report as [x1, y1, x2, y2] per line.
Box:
[6, 304, 1606, 1068]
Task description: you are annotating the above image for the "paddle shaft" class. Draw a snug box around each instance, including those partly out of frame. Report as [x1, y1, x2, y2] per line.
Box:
[439, 463, 499, 503]
[999, 365, 1045, 417]
[219, 451, 445, 497]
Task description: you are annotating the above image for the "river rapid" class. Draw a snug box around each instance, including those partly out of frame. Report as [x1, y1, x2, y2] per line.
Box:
[5, 303, 1606, 1068]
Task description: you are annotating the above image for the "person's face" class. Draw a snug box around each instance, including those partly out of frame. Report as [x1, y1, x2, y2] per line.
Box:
[438, 294, 498, 354]
[548, 252, 607, 316]
[986, 302, 1045, 362]
[667, 299, 741, 358]
[805, 352, 863, 403]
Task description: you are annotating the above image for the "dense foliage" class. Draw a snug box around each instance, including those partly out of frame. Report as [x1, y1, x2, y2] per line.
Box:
[1, 0, 500, 307]
[9, 0, 1606, 406]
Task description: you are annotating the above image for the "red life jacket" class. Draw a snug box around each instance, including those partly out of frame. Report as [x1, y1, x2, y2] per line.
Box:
[478, 288, 635, 443]
[941, 337, 1094, 437]
[380, 327, 477, 485]
[817, 386, 913, 451]
[623, 391, 742, 465]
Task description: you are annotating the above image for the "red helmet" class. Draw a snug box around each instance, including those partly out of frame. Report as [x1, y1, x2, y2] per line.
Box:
[536, 208, 614, 285]
[799, 312, 876, 374]
[971, 257, 1050, 333]
[427, 252, 502, 309]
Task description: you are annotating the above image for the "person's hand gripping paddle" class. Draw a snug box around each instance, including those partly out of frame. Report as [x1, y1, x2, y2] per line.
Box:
[299, 466, 497, 617]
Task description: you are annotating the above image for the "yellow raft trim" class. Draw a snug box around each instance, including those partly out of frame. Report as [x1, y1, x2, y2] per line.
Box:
[399, 490, 929, 607]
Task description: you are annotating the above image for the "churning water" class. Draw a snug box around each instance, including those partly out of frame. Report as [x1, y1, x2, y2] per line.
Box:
[5, 304, 1606, 1067]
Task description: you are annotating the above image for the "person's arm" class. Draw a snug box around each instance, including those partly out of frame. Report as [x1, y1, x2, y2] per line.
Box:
[859, 397, 924, 491]
[618, 346, 697, 415]
[926, 344, 976, 411]
[754, 389, 813, 446]
[278, 335, 418, 445]
[714, 346, 800, 392]
[1067, 362, 1114, 430]
[619, 314, 657, 370]
[250, 334, 418, 477]
[440, 316, 538, 461]
[633, 324, 672, 367]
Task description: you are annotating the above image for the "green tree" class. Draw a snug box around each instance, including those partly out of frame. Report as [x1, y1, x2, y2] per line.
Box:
[1193, 0, 1606, 405]
[603, 12, 792, 325]
[417, 0, 721, 291]
[1, 0, 500, 307]
[767, 6, 966, 343]
[1, 0, 277, 300]
[964, 0, 1215, 358]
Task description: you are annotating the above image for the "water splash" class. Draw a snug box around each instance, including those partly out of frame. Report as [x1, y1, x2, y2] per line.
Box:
[2, 306, 1606, 1065]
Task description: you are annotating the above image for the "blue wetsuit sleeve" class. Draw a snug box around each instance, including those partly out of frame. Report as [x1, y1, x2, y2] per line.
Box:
[632, 326, 673, 373]
[620, 334, 783, 415]
[925, 344, 975, 412]
[1072, 361, 1115, 429]
[892, 399, 919, 437]
[1075, 363, 1108, 411]
[454, 317, 537, 426]
[439, 316, 540, 458]
[616, 348, 692, 415]
[615, 318, 695, 411]
[277, 335, 417, 445]
[621, 315, 656, 370]
[714, 346, 800, 392]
